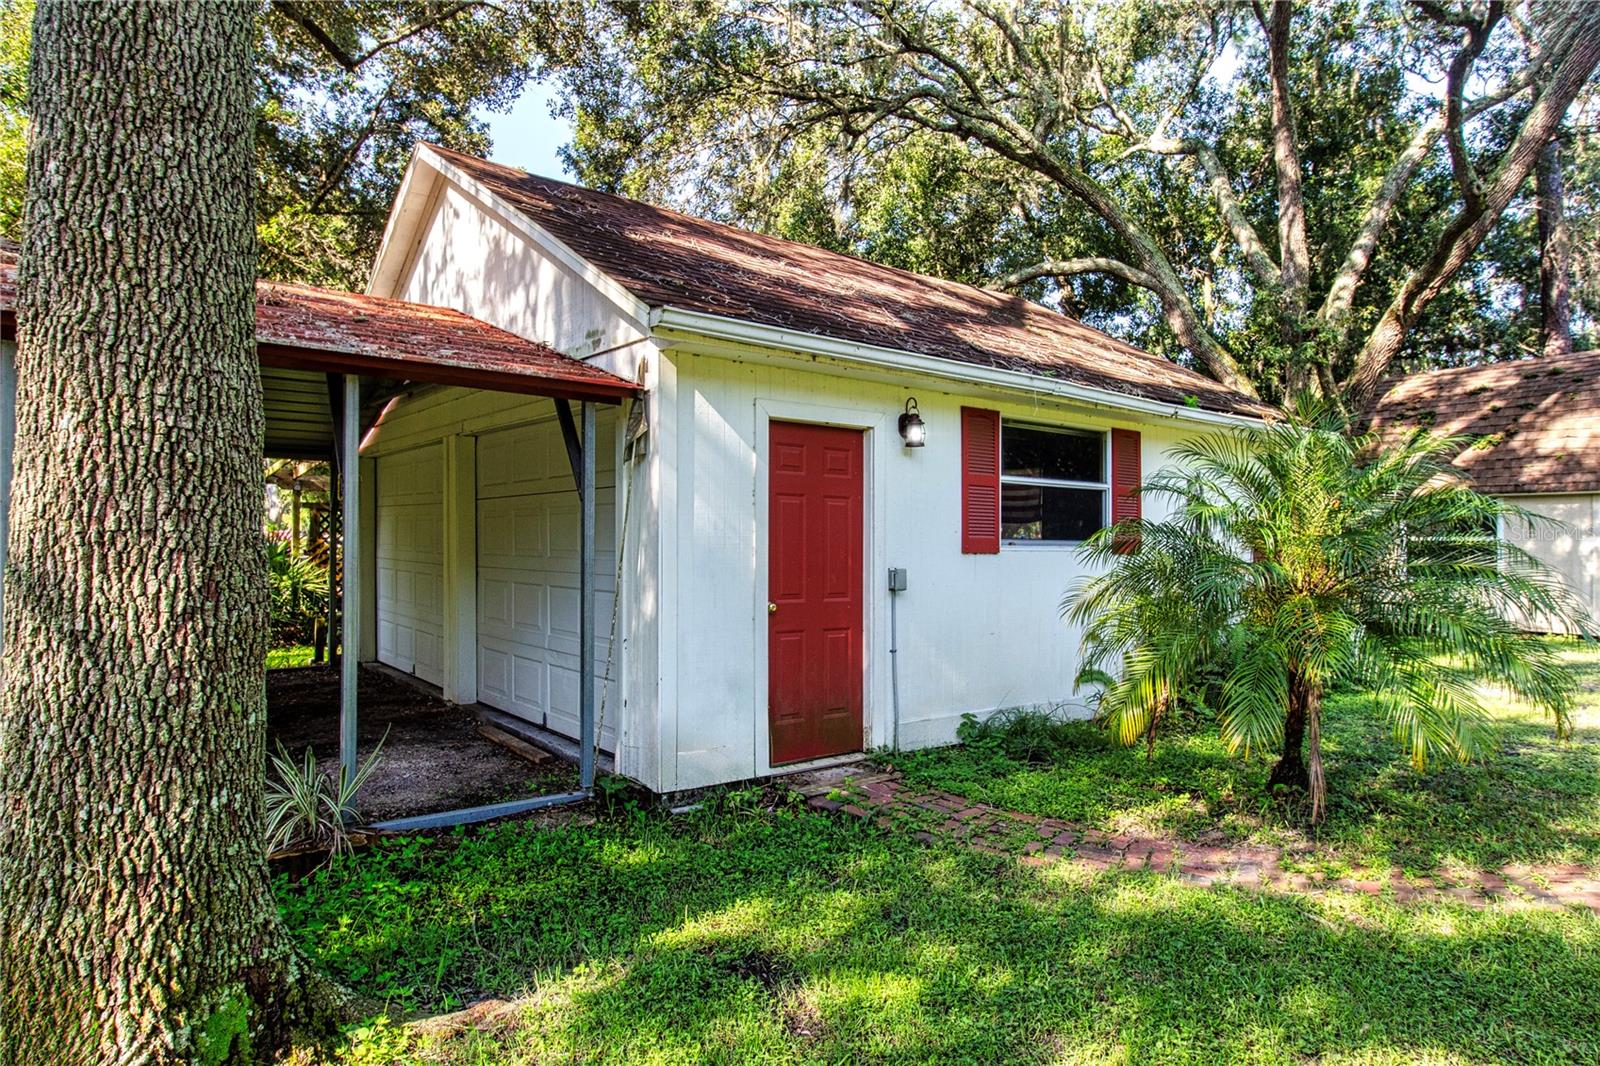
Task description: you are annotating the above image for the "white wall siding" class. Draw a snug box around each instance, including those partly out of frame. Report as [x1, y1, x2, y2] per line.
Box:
[394, 182, 651, 375]
[660, 348, 1202, 790]
[360, 163, 1246, 794]
[1501, 493, 1600, 635]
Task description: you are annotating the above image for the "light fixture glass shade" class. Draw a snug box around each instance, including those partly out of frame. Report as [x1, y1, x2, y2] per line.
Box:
[898, 397, 926, 447]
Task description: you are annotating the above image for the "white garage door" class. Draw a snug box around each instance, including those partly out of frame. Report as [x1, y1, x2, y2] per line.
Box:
[376, 445, 445, 686]
[476, 418, 617, 749]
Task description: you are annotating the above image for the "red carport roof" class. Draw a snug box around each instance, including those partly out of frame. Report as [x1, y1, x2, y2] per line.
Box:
[0, 242, 637, 404]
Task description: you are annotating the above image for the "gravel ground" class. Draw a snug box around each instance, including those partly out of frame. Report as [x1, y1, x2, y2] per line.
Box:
[267, 665, 576, 821]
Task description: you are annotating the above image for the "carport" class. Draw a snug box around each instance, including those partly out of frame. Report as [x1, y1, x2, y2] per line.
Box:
[0, 247, 639, 825]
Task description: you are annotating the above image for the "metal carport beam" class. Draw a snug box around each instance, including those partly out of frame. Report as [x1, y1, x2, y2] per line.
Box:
[338, 373, 361, 794]
[556, 397, 598, 791]
[579, 401, 596, 791]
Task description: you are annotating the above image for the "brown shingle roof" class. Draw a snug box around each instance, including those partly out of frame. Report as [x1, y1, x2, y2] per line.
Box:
[0, 241, 637, 402]
[1366, 352, 1600, 495]
[426, 146, 1266, 419]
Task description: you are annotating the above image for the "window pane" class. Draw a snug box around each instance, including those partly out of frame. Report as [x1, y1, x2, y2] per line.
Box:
[1001, 485, 1105, 541]
[1002, 424, 1104, 482]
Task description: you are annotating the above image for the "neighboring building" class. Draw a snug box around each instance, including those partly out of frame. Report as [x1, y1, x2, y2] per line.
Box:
[1367, 352, 1600, 635]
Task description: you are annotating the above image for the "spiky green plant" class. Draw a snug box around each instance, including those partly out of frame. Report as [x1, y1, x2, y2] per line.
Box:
[1068, 409, 1589, 822]
[264, 734, 386, 858]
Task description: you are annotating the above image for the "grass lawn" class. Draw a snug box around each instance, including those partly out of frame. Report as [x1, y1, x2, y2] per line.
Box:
[284, 801, 1599, 1065]
[268, 644, 317, 669]
[279, 640, 1600, 1064]
[893, 638, 1600, 879]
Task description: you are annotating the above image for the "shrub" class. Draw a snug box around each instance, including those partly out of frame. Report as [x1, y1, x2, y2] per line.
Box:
[266, 540, 328, 648]
[956, 707, 1112, 764]
[1069, 406, 1587, 822]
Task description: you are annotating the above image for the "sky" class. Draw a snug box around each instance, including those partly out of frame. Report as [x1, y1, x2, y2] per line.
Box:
[480, 80, 577, 179]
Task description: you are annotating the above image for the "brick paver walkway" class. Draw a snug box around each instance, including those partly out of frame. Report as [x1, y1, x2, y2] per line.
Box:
[793, 767, 1600, 914]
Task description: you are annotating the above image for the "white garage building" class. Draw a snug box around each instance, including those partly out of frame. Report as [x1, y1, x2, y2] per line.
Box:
[335, 144, 1267, 795]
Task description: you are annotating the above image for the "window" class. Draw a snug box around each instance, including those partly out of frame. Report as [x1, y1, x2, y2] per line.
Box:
[999, 422, 1108, 542]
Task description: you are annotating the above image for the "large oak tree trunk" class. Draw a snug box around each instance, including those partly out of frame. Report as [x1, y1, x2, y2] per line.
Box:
[0, 4, 341, 1062]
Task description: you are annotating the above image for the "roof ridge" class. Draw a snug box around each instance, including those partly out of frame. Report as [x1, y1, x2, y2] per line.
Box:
[416, 143, 1264, 416]
[427, 144, 1009, 298]
[422, 142, 1205, 379]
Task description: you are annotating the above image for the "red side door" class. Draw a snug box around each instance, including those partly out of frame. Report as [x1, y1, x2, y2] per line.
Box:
[768, 421, 864, 765]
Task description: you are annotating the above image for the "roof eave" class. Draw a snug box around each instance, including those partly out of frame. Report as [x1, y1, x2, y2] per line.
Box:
[651, 305, 1265, 429]
[257, 341, 636, 404]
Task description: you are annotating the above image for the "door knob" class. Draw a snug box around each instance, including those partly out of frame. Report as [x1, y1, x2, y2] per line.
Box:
[768, 602, 778, 613]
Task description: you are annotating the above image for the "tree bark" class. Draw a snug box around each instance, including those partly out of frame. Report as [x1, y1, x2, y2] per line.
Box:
[1261, 0, 1313, 396]
[1536, 137, 1573, 358]
[1268, 677, 1309, 796]
[1, 4, 343, 1062]
[1268, 668, 1328, 823]
[1306, 683, 1326, 825]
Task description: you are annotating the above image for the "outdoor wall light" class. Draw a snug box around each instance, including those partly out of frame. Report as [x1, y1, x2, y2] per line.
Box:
[898, 397, 926, 448]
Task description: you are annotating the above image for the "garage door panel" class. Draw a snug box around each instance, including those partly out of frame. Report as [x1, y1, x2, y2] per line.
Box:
[546, 659, 618, 751]
[480, 512, 516, 566]
[376, 445, 445, 687]
[512, 580, 545, 633]
[514, 506, 547, 558]
[479, 644, 511, 704]
[512, 654, 546, 715]
[475, 637, 546, 719]
[478, 417, 618, 501]
[479, 575, 512, 628]
[547, 499, 618, 561]
[475, 419, 617, 747]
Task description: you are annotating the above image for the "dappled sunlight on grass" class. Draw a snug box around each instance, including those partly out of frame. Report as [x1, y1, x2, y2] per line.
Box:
[277, 636, 1600, 1060]
[894, 638, 1600, 877]
[266, 644, 315, 669]
[283, 799, 1600, 1065]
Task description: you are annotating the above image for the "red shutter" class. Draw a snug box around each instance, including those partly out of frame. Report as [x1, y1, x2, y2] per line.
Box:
[961, 406, 1000, 554]
[1110, 428, 1141, 554]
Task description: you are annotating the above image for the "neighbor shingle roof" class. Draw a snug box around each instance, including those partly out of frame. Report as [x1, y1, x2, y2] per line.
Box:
[426, 145, 1267, 419]
[0, 240, 637, 402]
[1366, 352, 1600, 495]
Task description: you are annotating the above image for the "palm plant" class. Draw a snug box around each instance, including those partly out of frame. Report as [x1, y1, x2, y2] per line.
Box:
[1068, 408, 1588, 822]
[266, 539, 328, 648]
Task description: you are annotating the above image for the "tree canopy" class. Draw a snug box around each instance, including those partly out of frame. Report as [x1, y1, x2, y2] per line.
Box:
[2, 0, 1593, 399]
[552, 0, 1600, 404]
[255, 0, 591, 286]
[1, 0, 590, 288]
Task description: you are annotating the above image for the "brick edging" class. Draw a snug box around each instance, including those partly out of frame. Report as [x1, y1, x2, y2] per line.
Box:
[796, 771, 1600, 913]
